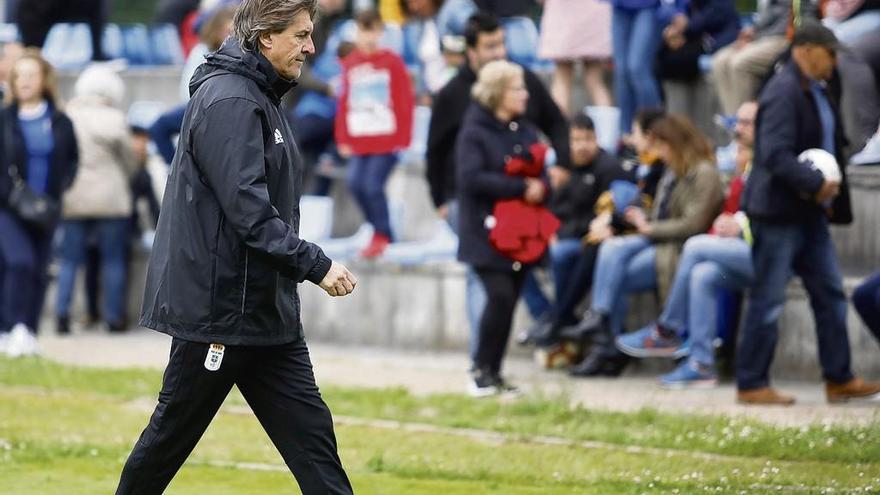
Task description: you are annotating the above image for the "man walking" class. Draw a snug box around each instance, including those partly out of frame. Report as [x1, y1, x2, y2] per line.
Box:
[115, 1, 357, 493]
[737, 21, 880, 406]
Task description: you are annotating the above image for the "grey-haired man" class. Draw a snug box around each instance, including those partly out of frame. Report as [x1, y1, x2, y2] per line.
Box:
[116, 1, 356, 493]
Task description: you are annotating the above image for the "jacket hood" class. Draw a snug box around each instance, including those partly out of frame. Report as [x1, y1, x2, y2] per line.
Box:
[189, 37, 297, 102]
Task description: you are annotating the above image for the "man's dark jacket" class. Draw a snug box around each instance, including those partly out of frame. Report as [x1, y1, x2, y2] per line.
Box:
[742, 60, 852, 225]
[426, 62, 569, 209]
[550, 150, 630, 240]
[140, 39, 332, 346]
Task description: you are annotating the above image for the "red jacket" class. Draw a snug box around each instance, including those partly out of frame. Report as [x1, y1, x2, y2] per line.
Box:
[488, 143, 560, 264]
[334, 48, 415, 155]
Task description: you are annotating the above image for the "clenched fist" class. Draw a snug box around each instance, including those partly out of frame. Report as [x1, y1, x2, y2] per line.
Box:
[319, 261, 358, 297]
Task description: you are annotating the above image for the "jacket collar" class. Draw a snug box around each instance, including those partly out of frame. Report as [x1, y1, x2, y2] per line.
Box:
[468, 101, 526, 132]
[192, 37, 298, 103]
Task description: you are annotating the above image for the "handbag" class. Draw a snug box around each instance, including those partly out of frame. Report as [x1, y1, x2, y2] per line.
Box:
[4, 116, 59, 231]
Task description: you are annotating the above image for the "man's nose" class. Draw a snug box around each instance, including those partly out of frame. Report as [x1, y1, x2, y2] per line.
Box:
[304, 36, 316, 55]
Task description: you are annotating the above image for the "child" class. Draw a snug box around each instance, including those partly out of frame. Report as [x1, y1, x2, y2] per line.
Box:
[335, 9, 415, 258]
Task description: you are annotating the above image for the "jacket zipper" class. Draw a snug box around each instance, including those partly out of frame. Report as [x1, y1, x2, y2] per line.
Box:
[240, 250, 248, 316]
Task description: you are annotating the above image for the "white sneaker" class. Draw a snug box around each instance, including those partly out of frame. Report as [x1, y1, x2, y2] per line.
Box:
[6, 323, 39, 358]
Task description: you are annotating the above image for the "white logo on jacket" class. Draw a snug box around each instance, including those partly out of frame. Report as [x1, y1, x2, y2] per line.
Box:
[274, 128, 284, 144]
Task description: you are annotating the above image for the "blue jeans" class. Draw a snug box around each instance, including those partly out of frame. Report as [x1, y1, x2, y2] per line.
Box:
[853, 270, 880, 343]
[737, 218, 853, 390]
[591, 235, 657, 335]
[0, 210, 54, 331]
[446, 200, 487, 361]
[612, 6, 662, 134]
[346, 153, 397, 238]
[659, 235, 753, 367]
[548, 238, 597, 324]
[56, 218, 130, 325]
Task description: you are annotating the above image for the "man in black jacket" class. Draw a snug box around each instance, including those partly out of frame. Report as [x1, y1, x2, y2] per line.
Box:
[737, 21, 880, 406]
[115, 1, 357, 493]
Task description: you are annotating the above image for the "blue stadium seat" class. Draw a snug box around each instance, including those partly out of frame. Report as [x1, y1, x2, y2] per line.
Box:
[102, 24, 124, 60]
[501, 17, 541, 69]
[122, 24, 152, 65]
[150, 24, 185, 65]
[42, 23, 92, 69]
[584, 105, 621, 152]
[299, 195, 335, 241]
[0, 23, 19, 43]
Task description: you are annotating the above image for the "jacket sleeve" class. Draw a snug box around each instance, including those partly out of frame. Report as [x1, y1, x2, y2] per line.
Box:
[59, 114, 79, 192]
[456, 128, 527, 200]
[425, 87, 456, 208]
[756, 88, 825, 196]
[392, 55, 415, 149]
[647, 165, 724, 242]
[333, 63, 351, 148]
[148, 105, 186, 166]
[191, 98, 332, 285]
[524, 69, 570, 166]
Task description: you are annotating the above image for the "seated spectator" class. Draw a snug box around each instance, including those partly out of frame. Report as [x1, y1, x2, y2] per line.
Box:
[401, 0, 448, 99]
[335, 10, 415, 258]
[562, 114, 724, 377]
[823, 0, 880, 45]
[615, 101, 759, 388]
[736, 21, 880, 406]
[456, 59, 553, 396]
[0, 50, 77, 356]
[853, 271, 880, 343]
[56, 66, 138, 334]
[525, 115, 633, 350]
[712, 0, 790, 115]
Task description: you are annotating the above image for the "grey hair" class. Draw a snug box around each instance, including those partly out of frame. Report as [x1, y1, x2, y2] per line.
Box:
[232, 0, 318, 52]
[471, 60, 524, 111]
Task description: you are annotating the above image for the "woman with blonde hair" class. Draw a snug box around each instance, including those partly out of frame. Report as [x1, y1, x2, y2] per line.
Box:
[565, 114, 724, 377]
[456, 60, 557, 396]
[0, 49, 77, 355]
[54, 65, 137, 334]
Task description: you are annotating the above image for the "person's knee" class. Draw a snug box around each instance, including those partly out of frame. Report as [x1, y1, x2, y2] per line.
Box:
[691, 261, 721, 287]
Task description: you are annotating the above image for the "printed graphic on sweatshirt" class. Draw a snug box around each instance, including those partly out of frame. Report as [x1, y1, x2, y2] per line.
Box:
[346, 64, 396, 137]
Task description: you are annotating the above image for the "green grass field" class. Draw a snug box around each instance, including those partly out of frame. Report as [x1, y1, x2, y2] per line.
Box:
[1, 356, 879, 494]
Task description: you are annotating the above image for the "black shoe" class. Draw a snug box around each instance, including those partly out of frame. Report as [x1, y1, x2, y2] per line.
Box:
[559, 310, 606, 342]
[57, 317, 70, 335]
[569, 350, 628, 377]
[491, 373, 521, 394]
[468, 368, 498, 398]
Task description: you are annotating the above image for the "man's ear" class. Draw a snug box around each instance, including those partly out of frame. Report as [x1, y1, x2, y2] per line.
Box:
[258, 32, 273, 51]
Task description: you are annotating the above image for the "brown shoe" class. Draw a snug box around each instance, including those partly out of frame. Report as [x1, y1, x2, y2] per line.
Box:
[826, 377, 880, 403]
[737, 387, 796, 406]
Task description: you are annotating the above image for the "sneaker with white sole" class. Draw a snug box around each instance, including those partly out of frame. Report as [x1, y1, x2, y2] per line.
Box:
[6, 323, 39, 358]
[467, 369, 499, 398]
[660, 360, 718, 390]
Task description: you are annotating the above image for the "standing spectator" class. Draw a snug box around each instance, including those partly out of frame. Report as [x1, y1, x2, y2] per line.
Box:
[616, 101, 758, 388]
[335, 10, 415, 258]
[0, 50, 77, 355]
[17, 0, 109, 61]
[610, 0, 663, 136]
[400, 0, 447, 98]
[657, 0, 740, 83]
[457, 60, 550, 396]
[564, 114, 724, 377]
[737, 21, 880, 405]
[527, 115, 633, 348]
[55, 66, 137, 334]
[180, 4, 237, 102]
[426, 11, 569, 365]
[712, 0, 791, 115]
[539, 0, 613, 114]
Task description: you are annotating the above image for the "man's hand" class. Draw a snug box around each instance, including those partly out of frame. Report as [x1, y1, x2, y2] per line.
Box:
[735, 26, 755, 47]
[437, 203, 449, 220]
[713, 213, 741, 238]
[319, 261, 357, 297]
[815, 180, 840, 203]
[524, 178, 546, 204]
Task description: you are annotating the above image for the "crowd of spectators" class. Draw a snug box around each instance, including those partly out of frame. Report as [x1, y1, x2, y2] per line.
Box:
[0, 0, 879, 405]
